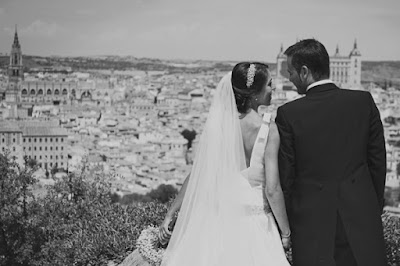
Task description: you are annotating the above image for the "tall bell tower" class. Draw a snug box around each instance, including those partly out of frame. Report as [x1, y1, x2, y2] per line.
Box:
[349, 39, 361, 87]
[6, 25, 23, 104]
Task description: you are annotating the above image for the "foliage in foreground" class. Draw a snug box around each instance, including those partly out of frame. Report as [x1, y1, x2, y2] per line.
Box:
[0, 153, 399, 265]
[0, 154, 168, 266]
[383, 212, 400, 266]
[112, 184, 178, 205]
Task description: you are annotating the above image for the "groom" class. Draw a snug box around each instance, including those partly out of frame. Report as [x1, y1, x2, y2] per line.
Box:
[275, 39, 386, 266]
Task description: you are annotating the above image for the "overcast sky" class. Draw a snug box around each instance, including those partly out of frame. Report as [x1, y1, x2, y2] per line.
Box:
[0, 0, 399, 62]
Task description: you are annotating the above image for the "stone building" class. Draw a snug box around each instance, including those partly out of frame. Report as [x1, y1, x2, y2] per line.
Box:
[5, 27, 23, 104]
[0, 120, 68, 170]
[276, 40, 362, 89]
[4, 28, 94, 107]
[20, 81, 78, 105]
[0, 122, 24, 165]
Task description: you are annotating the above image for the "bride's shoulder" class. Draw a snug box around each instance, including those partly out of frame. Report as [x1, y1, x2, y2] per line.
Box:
[268, 112, 277, 122]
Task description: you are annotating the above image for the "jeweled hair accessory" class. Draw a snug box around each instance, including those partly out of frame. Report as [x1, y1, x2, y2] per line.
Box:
[246, 64, 256, 88]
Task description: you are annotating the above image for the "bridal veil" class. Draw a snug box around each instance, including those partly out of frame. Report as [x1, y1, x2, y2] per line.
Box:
[161, 72, 275, 265]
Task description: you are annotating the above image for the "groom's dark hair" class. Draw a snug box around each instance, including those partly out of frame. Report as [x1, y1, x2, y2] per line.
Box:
[284, 39, 330, 81]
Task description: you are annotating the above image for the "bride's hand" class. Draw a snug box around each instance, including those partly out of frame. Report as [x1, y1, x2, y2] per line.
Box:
[159, 215, 173, 245]
[281, 236, 291, 250]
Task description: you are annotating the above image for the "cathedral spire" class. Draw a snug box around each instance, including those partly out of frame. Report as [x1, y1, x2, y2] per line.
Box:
[277, 43, 285, 59]
[349, 38, 361, 57]
[8, 23, 23, 80]
[13, 24, 20, 48]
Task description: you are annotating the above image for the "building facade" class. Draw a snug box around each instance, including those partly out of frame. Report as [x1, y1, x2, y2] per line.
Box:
[276, 40, 362, 89]
[4, 29, 96, 107]
[19, 81, 78, 105]
[0, 120, 68, 170]
[0, 124, 24, 165]
[6, 27, 23, 104]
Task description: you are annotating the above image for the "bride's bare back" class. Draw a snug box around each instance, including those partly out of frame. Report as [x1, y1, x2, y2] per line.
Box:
[240, 109, 264, 168]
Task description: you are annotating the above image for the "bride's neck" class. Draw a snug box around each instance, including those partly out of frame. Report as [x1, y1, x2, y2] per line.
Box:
[239, 109, 263, 129]
[239, 108, 258, 119]
[239, 108, 255, 120]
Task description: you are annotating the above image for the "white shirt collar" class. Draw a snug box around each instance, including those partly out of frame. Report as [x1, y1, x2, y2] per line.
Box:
[306, 79, 334, 92]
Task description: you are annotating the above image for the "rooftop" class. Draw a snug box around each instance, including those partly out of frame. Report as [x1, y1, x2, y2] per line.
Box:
[22, 127, 68, 137]
[0, 122, 22, 133]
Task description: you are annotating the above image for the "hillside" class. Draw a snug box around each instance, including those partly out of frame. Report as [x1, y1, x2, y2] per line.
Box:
[0, 55, 399, 87]
[0, 55, 236, 74]
[362, 61, 400, 87]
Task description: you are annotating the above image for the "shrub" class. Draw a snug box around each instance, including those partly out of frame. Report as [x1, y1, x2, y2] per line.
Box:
[146, 184, 178, 203]
[32, 171, 169, 266]
[116, 184, 178, 205]
[0, 155, 41, 266]
[0, 152, 170, 266]
[382, 212, 400, 266]
[0, 151, 399, 265]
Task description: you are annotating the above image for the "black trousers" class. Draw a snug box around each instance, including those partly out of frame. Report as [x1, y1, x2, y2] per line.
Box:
[334, 214, 358, 266]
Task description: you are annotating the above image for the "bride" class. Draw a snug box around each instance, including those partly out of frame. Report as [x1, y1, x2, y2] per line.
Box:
[159, 62, 291, 266]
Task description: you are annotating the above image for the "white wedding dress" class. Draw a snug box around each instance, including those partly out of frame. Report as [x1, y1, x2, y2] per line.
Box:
[161, 73, 290, 266]
[236, 113, 290, 265]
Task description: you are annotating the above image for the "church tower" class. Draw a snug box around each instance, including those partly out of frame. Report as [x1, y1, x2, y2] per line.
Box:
[349, 39, 361, 87]
[6, 26, 23, 104]
[8, 25, 23, 81]
[276, 44, 286, 80]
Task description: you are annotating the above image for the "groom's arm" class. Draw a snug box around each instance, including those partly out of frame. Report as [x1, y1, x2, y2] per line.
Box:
[275, 107, 295, 211]
[366, 93, 386, 211]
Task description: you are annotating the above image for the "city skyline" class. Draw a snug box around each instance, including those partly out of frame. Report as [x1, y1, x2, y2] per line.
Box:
[0, 0, 399, 62]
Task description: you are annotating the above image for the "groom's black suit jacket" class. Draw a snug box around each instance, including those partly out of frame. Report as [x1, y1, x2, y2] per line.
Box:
[276, 83, 386, 266]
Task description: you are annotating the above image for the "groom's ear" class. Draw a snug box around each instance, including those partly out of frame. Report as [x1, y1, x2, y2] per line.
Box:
[300, 65, 309, 80]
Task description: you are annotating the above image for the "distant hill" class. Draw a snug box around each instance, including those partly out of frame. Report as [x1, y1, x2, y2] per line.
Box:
[0, 55, 399, 87]
[0, 55, 236, 74]
[269, 60, 400, 88]
[361, 61, 400, 87]
[0, 55, 63, 72]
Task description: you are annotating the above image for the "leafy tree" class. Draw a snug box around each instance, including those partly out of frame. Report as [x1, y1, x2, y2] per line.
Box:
[25, 156, 38, 169]
[382, 212, 400, 265]
[32, 166, 168, 265]
[397, 162, 400, 177]
[384, 188, 394, 207]
[394, 140, 400, 148]
[0, 154, 40, 265]
[108, 192, 121, 204]
[1, 152, 398, 265]
[181, 129, 196, 149]
[119, 192, 152, 205]
[384, 116, 396, 125]
[117, 184, 178, 205]
[50, 165, 58, 178]
[147, 184, 178, 203]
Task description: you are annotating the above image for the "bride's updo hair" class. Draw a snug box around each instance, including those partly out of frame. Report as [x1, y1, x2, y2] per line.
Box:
[231, 62, 269, 114]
